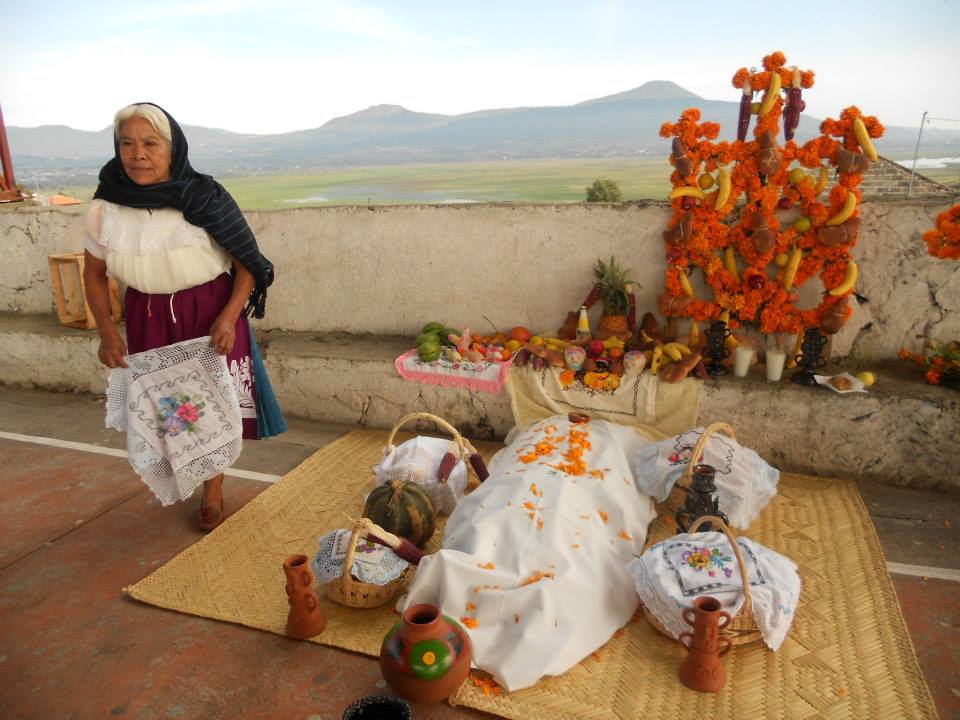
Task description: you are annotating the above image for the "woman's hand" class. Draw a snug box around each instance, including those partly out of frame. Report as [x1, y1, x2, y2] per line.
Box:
[98, 330, 128, 368]
[210, 312, 237, 355]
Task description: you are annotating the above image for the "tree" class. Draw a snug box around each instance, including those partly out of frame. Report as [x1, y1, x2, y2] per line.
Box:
[585, 179, 623, 202]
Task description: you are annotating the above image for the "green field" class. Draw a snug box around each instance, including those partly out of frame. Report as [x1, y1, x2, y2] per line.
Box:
[55, 155, 957, 211]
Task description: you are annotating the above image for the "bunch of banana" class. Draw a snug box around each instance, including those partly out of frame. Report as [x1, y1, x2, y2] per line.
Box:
[662, 342, 693, 362]
[603, 336, 625, 350]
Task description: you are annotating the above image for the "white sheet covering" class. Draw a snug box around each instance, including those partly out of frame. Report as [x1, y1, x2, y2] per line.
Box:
[401, 415, 657, 692]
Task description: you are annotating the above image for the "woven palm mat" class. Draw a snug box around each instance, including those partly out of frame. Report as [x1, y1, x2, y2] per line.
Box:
[127, 428, 938, 720]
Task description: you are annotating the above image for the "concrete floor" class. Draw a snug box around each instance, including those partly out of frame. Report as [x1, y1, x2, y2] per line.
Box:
[0, 386, 957, 720]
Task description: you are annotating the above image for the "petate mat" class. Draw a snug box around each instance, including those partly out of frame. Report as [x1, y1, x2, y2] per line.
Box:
[126, 428, 938, 720]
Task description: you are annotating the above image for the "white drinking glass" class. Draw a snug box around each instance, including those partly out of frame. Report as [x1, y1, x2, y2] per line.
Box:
[766, 349, 786, 382]
[733, 345, 754, 377]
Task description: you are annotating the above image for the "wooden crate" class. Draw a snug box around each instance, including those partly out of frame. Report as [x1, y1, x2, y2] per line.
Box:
[48, 252, 122, 329]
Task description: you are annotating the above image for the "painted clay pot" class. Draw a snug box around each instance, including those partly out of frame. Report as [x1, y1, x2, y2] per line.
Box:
[678, 595, 732, 692]
[380, 603, 473, 703]
[341, 695, 412, 720]
[283, 554, 327, 639]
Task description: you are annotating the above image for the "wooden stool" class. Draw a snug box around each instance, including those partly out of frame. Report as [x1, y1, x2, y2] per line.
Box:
[48, 252, 123, 329]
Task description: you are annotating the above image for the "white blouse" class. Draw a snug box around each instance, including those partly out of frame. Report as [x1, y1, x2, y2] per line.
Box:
[84, 199, 232, 294]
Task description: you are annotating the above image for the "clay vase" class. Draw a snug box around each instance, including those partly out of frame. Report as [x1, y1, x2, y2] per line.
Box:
[283, 554, 327, 639]
[380, 603, 473, 703]
[677, 595, 732, 693]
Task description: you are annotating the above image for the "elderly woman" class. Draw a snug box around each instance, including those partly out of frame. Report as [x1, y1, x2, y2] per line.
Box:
[83, 102, 281, 531]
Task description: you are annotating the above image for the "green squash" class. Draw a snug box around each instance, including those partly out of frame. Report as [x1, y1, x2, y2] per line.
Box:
[363, 480, 436, 548]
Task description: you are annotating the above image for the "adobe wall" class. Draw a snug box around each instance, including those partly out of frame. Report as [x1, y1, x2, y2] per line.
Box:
[1, 199, 956, 362]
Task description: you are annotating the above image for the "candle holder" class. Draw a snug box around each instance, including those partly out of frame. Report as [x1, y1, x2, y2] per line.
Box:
[675, 464, 729, 534]
[791, 327, 827, 386]
[704, 321, 731, 376]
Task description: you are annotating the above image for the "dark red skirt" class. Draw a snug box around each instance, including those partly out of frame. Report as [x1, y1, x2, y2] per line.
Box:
[124, 273, 259, 439]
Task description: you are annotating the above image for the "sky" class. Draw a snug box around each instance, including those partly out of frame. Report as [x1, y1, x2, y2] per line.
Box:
[2, 0, 959, 135]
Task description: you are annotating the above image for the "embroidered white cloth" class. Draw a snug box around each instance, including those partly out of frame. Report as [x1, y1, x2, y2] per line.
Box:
[401, 415, 658, 692]
[627, 531, 801, 651]
[632, 427, 780, 528]
[106, 337, 243, 506]
[311, 529, 410, 586]
[372, 435, 468, 516]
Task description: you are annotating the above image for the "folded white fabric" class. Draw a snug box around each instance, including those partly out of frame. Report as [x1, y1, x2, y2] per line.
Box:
[312, 529, 410, 586]
[372, 435, 468, 515]
[632, 426, 779, 528]
[106, 337, 243, 506]
[628, 531, 800, 651]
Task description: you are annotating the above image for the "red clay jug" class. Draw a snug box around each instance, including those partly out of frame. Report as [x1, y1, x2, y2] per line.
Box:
[677, 595, 732, 692]
[379, 603, 472, 703]
[283, 554, 327, 639]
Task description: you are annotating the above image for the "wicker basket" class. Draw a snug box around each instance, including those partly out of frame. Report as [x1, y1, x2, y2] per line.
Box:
[383, 411, 488, 486]
[660, 422, 737, 518]
[323, 519, 408, 609]
[643, 513, 763, 646]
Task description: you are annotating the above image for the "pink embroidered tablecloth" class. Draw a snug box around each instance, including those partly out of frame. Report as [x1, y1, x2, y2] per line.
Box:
[394, 349, 512, 394]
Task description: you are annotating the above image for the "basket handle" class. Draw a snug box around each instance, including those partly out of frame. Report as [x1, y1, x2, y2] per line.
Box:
[687, 514, 753, 613]
[680, 422, 737, 487]
[386, 411, 463, 448]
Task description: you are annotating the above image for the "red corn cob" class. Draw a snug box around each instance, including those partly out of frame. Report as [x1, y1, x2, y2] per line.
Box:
[784, 87, 802, 141]
[582, 283, 602, 310]
[737, 83, 753, 142]
[437, 451, 458, 482]
[469, 453, 490, 482]
[531, 356, 546, 371]
[513, 348, 531, 367]
[364, 534, 424, 565]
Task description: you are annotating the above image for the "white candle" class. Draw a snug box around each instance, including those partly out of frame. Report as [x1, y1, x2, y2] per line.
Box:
[734, 345, 754, 377]
[766, 349, 786, 382]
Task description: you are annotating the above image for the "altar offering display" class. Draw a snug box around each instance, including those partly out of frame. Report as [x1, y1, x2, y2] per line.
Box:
[380, 603, 473, 703]
[658, 51, 883, 361]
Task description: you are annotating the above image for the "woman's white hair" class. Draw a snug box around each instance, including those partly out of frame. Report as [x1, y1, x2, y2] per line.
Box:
[114, 103, 172, 145]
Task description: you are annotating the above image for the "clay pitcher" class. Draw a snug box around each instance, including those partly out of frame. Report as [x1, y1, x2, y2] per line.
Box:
[283, 554, 327, 639]
[678, 595, 732, 692]
[380, 603, 473, 703]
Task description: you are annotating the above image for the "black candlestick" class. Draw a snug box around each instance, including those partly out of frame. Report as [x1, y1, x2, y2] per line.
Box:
[791, 327, 827, 386]
[675, 464, 729, 533]
[704, 320, 731, 376]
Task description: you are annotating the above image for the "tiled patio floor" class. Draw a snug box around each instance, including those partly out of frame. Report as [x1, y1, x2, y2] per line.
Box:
[0, 387, 957, 720]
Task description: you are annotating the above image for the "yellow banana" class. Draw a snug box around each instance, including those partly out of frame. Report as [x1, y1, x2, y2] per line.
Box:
[669, 186, 707, 201]
[785, 331, 805, 368]
[758, 71, 782, 116]
[783, 247, 803, 290]
[678, 269, 695, 297]
[724, 246, 740, 283]
[775, 252, 790, 267]
[725, 333, 739, 349]
[688, 319, 700, 347]
[814, 165, 829, 196]
[853, 117, 878, 162]
[650, 346, 664, 376]
[664, 342, 692, 360]
[825, 191, 857, 226]
[829, 259, 859, 296]
[719, 310, 730, 324]
[714, 167, 731, 209]
[640, 330, 655, 344]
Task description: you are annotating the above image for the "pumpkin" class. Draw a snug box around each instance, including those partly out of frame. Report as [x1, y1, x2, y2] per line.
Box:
[363, 480, 436, 548]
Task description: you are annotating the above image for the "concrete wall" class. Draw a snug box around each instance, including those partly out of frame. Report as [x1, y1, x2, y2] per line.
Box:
[1, 199, 956, 362]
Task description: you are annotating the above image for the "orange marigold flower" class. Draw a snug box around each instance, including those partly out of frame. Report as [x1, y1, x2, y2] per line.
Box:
[477, 562, 496, 570]
[466, 602, 477, 611]
[598, 510, 609, 524]
[619, 529, 633, 541]
[461, 617, 479, 629]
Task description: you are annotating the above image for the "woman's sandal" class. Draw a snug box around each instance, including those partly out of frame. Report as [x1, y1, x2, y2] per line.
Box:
[198, 495, 225, 532]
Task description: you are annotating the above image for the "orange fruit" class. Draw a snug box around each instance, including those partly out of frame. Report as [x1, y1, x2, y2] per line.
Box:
[607, 347, 624, 359]
[510, 326, 533, 343]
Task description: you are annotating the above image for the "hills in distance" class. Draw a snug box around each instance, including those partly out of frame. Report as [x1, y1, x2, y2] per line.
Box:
[9, 81, 959, 185]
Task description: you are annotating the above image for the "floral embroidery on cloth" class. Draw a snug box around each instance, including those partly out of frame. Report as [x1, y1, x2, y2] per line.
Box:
[681, 545, 734, 578]
[106, 337, 243, 506]
[156, 394, 206, 436]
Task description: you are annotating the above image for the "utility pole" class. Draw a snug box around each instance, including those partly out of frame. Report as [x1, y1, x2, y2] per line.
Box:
[906, 111, 928, 199]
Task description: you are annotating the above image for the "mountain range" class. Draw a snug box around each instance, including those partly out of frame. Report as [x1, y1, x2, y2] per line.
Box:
[9, 81, 959, 185]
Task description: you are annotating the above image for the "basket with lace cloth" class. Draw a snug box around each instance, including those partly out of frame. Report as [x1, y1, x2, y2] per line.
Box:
[373, 411, 489, 515]
[659, 422, 736, 516]
[641, 514, 763, 646]
[314, 519, 421, 609]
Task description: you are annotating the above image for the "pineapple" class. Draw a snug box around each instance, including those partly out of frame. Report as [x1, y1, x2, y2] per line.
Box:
[593, 257, 635, 340]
